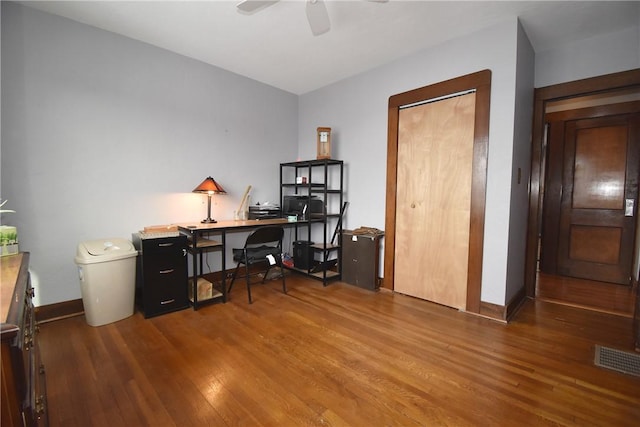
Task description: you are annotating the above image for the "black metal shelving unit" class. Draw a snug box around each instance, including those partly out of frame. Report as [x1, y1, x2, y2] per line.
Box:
[279, 159, 344, 285]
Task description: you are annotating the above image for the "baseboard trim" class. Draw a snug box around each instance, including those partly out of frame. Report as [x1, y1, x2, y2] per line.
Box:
[505, 287, 528, 322]
[33, 268, 264, 324]
[476, 287, 527, 323]
[478, 301, 506, 322]
[35, 298, 84, 323]
[35, 278, 530, 325]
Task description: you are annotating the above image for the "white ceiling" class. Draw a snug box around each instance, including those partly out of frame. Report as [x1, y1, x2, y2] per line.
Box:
[18, 1, 640, 95]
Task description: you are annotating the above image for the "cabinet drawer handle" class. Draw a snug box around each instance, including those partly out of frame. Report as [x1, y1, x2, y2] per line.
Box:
[35, 395, 46, 415]
[159, 269, 175, 274]
[158, 243, 174, 247]
[160, 299, 175, 305]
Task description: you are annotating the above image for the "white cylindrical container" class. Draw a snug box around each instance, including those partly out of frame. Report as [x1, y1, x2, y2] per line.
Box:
[74, 238, 138, 327]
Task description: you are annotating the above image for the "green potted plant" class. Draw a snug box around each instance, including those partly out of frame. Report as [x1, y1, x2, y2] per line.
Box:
[0, 200, 18, 256]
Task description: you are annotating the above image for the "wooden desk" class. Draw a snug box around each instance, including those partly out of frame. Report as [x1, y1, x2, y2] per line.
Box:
[177, 218, 289, 309]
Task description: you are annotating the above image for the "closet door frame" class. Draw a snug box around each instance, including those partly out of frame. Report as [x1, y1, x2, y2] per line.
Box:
[383, 70, 492, 313]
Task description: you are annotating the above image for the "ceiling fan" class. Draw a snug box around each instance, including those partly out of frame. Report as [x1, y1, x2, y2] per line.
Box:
[237, 0, 386, 37]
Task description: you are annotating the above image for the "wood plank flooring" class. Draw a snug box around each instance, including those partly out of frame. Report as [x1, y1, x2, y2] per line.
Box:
[537, 271, 635, 317]
[38, 276, 640, 426]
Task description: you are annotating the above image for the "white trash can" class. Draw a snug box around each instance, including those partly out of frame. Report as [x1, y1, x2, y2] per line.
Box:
[74, 238, 137, 327]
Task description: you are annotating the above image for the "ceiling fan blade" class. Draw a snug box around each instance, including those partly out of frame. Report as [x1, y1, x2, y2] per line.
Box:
[236, 0, 279, 15]
[306, 0, 330, 36]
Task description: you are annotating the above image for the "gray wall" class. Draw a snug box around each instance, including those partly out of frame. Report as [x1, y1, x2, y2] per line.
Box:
[1, 3, 298, 305]
[298, 17, 639, 307]
[505, 21, 535, 305]
[299, 19, 524, 306]
[0, 3, 2, 192]
[535, 25, 640, 88]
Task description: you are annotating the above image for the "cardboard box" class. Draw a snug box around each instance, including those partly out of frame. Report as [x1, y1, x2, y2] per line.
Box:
[189, 277, 221, 302]
[143, 224, 178, 233]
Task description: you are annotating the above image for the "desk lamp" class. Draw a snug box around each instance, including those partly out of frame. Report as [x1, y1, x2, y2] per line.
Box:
[193, 177, 227, 223]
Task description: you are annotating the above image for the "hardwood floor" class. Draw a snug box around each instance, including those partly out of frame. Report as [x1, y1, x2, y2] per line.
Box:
[38, 275, 639, 426]
[537, 271, 635, 317]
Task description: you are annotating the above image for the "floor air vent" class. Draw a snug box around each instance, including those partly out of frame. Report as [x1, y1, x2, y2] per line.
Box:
[594, 345, 640, 377]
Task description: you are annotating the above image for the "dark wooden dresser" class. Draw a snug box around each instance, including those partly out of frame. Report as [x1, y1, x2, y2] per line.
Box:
[1, 253, 49, 426]
[341, 230, 383, 290]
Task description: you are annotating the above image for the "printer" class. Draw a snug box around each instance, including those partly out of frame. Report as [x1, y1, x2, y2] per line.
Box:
[248, 203, 282, 220]
[282, 195, 324, 220]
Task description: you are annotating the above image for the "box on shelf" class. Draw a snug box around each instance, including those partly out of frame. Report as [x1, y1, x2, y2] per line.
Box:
[0, 226, 18, 257]
[143, 224, 178, 233]
[189, 277, 221, 302]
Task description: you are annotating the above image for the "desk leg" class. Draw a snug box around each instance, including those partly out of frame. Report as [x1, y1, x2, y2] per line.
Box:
[192, 230, 199, 310]
[221, 230, 227, 303]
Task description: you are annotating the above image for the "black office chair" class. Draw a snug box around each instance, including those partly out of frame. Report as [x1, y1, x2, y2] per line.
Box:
[227, 226, 287, 303]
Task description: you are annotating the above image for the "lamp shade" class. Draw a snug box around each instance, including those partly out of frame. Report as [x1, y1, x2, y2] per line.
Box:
[192, 177, 227, 195]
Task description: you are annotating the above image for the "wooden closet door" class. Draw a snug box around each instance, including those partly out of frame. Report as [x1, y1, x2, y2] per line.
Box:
[394, 92, 476, 310]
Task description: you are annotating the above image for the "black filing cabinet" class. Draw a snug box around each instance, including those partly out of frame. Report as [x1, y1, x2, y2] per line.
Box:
[342, 230, 382, 290]
[134, 234, 189, 318]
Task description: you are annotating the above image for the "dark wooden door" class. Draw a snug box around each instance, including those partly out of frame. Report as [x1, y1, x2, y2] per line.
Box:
[541, 103, 640, 285]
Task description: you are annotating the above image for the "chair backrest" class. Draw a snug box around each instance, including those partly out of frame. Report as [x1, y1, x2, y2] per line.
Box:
[245, 226, 284, 249]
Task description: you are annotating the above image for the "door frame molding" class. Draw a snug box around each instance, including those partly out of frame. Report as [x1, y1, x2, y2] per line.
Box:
[383, 69, 491, 314]
[525, 68, 640, 298]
